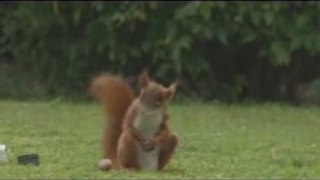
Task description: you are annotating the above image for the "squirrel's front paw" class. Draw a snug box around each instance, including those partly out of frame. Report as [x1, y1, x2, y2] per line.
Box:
[141, 139, 156, 151]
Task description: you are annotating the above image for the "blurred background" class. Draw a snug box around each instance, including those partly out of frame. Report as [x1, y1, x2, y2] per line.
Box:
[0, 1, 319, 105]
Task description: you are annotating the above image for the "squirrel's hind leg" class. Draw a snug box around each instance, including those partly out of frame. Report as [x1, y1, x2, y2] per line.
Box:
[117, 131, 140, 170]
[158, 133, 178, 170]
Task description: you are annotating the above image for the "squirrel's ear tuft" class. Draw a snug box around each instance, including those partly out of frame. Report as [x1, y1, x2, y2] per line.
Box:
[168, 82, 177, 91]
[138, 70, 150, 88]
[165, 82, 177, 99]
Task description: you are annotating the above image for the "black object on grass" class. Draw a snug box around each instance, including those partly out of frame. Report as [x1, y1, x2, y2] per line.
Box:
[17, 154, 39, 166]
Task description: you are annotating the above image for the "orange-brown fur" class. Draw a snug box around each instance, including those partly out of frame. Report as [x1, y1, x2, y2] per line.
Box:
[90, 71, 178, 171]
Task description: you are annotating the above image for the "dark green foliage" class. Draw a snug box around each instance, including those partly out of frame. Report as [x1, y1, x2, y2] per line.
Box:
[0, 2, 319, 102]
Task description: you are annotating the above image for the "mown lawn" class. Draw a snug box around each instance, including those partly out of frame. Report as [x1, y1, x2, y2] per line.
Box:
[0, 100, 319, 178]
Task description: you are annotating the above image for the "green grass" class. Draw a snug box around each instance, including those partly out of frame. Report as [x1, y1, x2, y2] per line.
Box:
[0, 100, 320, 178]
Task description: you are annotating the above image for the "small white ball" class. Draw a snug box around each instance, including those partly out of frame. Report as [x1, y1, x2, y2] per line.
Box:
[96, 158, 112, 171]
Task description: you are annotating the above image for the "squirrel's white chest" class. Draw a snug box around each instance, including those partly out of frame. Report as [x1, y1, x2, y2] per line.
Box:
[133, 110, 163, 139]
[133, 108, 163, 170]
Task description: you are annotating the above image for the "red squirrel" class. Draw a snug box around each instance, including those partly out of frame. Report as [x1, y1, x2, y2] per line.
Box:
[90, 70, 178, 171]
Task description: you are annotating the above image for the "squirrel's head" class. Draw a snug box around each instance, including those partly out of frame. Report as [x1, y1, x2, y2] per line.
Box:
[138, 70, 177, 109]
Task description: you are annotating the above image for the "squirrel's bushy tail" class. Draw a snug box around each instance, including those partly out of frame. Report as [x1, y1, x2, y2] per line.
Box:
[90, 74, 134, 170]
